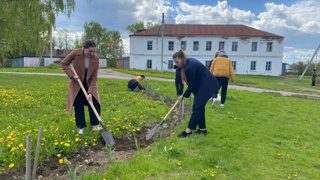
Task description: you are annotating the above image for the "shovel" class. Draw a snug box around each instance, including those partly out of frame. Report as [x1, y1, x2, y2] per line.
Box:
[146, 100, 180, 140]
[70, 64, 115, 146]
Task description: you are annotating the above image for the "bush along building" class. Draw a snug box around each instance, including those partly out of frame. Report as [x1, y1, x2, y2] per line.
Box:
[129, 24, 284, 76]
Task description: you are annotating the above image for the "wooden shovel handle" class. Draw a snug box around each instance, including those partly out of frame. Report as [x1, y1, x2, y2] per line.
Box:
[70, 64, 102, 122]
[162, 100, 180, 121]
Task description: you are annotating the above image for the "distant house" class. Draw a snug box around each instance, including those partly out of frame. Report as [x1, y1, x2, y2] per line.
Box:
[129, 24, 284, 76]
[12, 49, 107, 68]
[116, 56, 130, 69]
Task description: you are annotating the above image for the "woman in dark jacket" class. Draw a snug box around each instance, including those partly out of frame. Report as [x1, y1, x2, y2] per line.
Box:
[173, 50, 219, 137]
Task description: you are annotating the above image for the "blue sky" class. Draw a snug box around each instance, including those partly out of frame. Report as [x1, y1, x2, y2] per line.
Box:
[55, 0, 320, 64]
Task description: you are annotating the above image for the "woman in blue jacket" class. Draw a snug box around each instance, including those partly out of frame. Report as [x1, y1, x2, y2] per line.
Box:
[173, 50, 219, 137]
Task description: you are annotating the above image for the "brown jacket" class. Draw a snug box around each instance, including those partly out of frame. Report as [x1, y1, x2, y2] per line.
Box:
[209, 56, 235, 82]
[61, 48, 100, 115]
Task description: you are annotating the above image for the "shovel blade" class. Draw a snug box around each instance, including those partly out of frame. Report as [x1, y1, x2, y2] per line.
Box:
[101, 128, 115, 147]
[146, 124, 162, 140]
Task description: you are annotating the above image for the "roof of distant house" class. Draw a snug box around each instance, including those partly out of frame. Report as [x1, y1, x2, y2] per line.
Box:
[130, 24, 284, 38]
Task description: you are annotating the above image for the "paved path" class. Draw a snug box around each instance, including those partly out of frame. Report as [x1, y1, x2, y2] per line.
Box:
[1, 70, 320, 99]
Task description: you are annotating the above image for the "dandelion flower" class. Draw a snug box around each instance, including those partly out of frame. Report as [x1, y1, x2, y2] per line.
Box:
[59, 159, 64, 164]
[294, 174, 298, 177]
[177, 162, 181, 166]
[57, 154, 61, 157]
[9, 163, 14, 168]
[75, 138, 79, 142]
[137, 128, 140, 131]
[211, 173, 215, 177]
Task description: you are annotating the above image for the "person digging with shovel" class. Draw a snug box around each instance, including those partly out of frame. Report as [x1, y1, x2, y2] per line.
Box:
[173, 50, 219, 138]
[61, 40, 102, 135]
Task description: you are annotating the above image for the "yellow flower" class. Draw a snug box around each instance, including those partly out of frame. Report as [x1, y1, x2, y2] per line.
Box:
[57, 154, 61, 157]
[59, 159, 64, 164]
[133, 129, 136, 132]
[11, 147, 16, 151]
[9, 163, 14, 168]
[137, 128, 140, 131]
[294, 174, 298, 177]
[75, 138, 79, 142]
[288, 177, 291, 179]
[177, 162, 181, 166]
[172, 143, 174, 145]
[211, 173, 215, 177]
[54, 142, 58, 145]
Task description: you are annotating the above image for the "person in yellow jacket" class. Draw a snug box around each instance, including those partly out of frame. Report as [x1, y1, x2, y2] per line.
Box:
[127, 75, 146, 92]
[209, 50, 235, 108]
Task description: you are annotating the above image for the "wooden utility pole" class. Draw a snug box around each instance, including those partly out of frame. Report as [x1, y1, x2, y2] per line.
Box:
[161, 13, 164, 74]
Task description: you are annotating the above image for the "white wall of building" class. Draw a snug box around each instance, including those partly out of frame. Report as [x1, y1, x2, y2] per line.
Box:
[130, 36, 284, 76]
[24, 57, 107, 67]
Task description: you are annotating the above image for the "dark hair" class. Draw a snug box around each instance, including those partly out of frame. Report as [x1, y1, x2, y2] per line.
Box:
[83, 40, 96, 48]
[141, 75, 145, 78]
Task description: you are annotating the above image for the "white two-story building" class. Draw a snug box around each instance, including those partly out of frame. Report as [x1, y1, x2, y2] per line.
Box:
[129, 24, 284, 76]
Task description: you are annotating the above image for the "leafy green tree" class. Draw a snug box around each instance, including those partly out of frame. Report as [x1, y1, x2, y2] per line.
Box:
[0, 0, 75, 61]
[55, 29, 73, 50]
[74, 34, 83, 49]
[125, 21, 159, 34]
[83, 21, 124, 67]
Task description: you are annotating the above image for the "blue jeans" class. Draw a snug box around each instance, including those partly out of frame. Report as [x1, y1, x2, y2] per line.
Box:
[128, 81, 139, 91]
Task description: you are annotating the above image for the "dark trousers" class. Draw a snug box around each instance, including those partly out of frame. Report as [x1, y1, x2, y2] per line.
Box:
[73, 76, 100, 129]
[175, 76, 184, 95]
[216, 77, 229, 104]
[188, 103, 206, 130]
[128, 81, 139, 91]
[312, 81, 315, 86]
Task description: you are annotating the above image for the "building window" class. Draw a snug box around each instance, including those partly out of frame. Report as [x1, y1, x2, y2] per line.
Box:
[267, 42, 273, 52]
[205, 60, 211, 69]
[147, 41, 152, 50]
[232, 61, 237, 71]
[266, 61, 272, 71]
[193, 41, 199, 51]
[250, 61, 256, 71]
[219, 41, 224, 51]
[181, 41, 186, 51]
[251, 42, 257, 52]
[206, 41, 212, 51]
[232, 42, 238, 52]
[168, 60, 173, 69]
[168, 41, 174, 51]
[147, 59, 152, 69]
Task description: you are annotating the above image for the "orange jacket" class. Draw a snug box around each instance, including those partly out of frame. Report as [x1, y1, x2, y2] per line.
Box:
[209, 56, 235, 82]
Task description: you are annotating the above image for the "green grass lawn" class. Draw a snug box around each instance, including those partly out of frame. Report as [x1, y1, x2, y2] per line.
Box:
[1, 72, 320, 179]
[80, 89, 320, 179]
[1, 66, 319, 94]
[114, 68, 320, 94]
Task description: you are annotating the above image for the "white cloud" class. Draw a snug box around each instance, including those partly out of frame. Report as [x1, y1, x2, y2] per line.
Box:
[252, 1, 320, 35]
[175, 1, 255, 24]
[283, 46, 317, 64]
[134, 0, 174, 24]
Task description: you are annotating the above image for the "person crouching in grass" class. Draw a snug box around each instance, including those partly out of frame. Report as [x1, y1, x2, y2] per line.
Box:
[127, 75, 146, 93]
